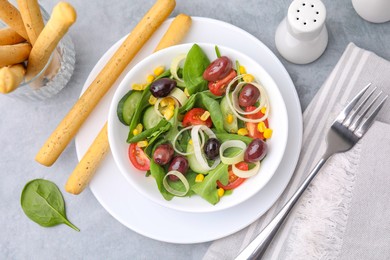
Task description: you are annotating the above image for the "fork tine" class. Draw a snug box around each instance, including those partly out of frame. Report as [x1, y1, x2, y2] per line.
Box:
[349, 91, 382, 131]
[344, 86, 377, 127]
[354, 94, 388, 138]
[335, 83, 371, 123]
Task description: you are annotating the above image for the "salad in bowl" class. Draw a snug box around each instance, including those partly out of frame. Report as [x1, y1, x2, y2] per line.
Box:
[108, 43, 288, 212]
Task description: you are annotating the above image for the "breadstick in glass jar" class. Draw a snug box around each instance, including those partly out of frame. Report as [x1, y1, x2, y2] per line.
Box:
[25, 2, 76, 81]
[0, 27, 26, 45]
[0, 42, 31, 67]
[17, 0, 45, 45]
[0, 0, 29, 41]
[0, 64, 25, 94]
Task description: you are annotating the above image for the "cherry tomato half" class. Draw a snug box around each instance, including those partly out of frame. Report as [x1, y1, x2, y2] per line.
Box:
[245, 106, 269, 140]
[208, 69, 237, 96]
[128, 143, 150, 171]
[182, 108, 212, 128]
[216, 162, 248, 190]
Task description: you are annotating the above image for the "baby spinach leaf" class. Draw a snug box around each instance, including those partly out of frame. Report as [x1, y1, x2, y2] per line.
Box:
[178, 92, 225, 133]
[150, 161, 173, 201]
[127, 119, 170, 143]
[191, 163, 229, 205]
[21, 179, 79, 231]
[197, 93, 225, 133]
[183, 44, 210, 95]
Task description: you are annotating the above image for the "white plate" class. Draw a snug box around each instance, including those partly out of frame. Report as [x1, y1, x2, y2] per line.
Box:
[108, 43, 289, 213]
[75, 17, 302, 244]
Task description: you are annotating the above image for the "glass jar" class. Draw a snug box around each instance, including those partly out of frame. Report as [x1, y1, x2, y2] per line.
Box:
[0, 4, 75, 101]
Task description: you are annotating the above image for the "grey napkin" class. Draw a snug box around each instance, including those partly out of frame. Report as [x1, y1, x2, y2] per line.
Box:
[203, 43, 390, 260]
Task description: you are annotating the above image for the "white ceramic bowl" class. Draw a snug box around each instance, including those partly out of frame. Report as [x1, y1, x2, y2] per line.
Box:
[108, 43, 288, 213]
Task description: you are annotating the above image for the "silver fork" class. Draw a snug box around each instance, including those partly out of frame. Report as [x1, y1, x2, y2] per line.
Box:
[236, 83, 388, 260]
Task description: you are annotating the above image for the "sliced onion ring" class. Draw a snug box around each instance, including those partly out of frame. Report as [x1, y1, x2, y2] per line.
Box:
[172, 126, 205, 156]
[153, 95, 180, 118]
[162, 170, 190, 196]
[225, 74, 270, 123]
[232, 161, 260, 178]
[219, 140, 247, 165]
[191, 125, 220, 172]
[169, 87, 188, 106]
[170, 54, 186, 83]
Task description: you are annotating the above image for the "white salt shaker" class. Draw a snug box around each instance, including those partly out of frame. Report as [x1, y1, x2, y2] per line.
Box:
[352, 0, 390, 23]
[275, 0, 328, 64]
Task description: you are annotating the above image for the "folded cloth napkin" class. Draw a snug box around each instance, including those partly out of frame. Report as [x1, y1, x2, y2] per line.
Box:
[203, 43, 390, 260]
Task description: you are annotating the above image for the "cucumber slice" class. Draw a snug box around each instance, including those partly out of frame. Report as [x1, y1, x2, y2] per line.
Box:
[186, 143, 208, 174]
[220, 94, 238, 133]
[142, 106, 162, 129]
[117, 90, 142, 125]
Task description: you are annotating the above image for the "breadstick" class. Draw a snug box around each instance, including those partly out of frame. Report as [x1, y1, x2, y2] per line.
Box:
[17, 0, 44, 45]
[65, 13, 192, 195]
[0, 42, 31, 67]
[0, 27, 26, 45]
[0, 64, 25, 93]
[154, 14, 192, 52]
[35, 0, 176, 167]
[0, 0, 29, 41]
[65, 123, 109, 195]
[25, 2, 76, 81]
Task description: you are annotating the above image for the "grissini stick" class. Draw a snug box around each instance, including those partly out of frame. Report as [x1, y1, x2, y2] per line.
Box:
[35, 0, 176, 167]
[0, 27, 26, 45]
[65, 13, 192, 195]
[0, 64, 25, 94]
[25, 2, 76, 81]
[17, 0, 45, 45]
[154, 13, 191, 52]
[0, 42, 31, 67]
[0, 0, 29, 41]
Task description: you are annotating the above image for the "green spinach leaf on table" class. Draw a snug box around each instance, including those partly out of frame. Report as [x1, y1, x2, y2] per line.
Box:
[21, 179, 79, 231]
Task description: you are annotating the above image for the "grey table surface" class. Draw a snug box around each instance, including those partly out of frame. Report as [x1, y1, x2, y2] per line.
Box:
[1, 0, 389, 259]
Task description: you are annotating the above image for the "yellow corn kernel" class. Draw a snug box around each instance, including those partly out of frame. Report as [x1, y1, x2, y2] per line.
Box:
[200, 111, 210, 121]
[132, 83, 144, 91]
[164, 109, 174, 120]
[160, 98, 169, 107]
[148, 95, 157, 105]
[167, 104, 175, 111]
[184, 88, 190, 97]
[237, 128, 248, 136]
[137, 140, 148, 147]
[261, 107, 267, 114]
[257, 121, 266, 133]
[226, 114, 234, 124]
[243, 74, 255, 83]
[146, 74, 155, 83]
[168, 97, 176, 106]
[217, 188, 225, 197]
[133, 123, 143, 135]
[153, 66, 165, 76]
[239, 65, 246, 74]
[188, 139, 193, 145]
[195, 174, 204, 183]
[264, 128, 273, 139]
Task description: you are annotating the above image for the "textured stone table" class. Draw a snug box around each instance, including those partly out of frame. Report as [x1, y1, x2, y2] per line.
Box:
[1, 0, 389, 259]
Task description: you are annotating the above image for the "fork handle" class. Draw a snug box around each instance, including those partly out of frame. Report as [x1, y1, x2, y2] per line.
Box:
[235, 156, 329, 260]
